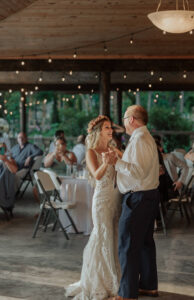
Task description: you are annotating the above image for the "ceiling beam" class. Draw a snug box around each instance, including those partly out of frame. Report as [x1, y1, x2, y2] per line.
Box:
[1, 83, 194, 92]
[0, 59, 194, 72]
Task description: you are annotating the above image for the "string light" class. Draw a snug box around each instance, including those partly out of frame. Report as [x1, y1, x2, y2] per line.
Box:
[136, 88, 140, 92]
[0, 105, 2, 109]
[30, 91, 34, 95]
[179, 94, 183, 99]
[38, 76, 43, 82]
[73, 49, 77, 58]
[78, 85, 81, 90]
[91, 89, 94, 93]
[43, 99, 47, 104]
[129, 36, 134, 44]
[123, 73, 127, 79]
[189, 30, 193, 35]
[36, 101, 40, 105]
[15, 70, 19, 74]
[48, 57, 52, 63]
[154, 99, 157, 103]
[159, 76, 163, 82]
[62, 97, 65, 101]
[110, 95, 114, 100]
[150, 70, 154, 76]
[128, 89, 131, 93]
[69, 70, 73, 75]
[25, 91, 28, 95]
[183, 71, 187, 79]
[163, 31, 166, 35]
[61, 76, 65, 82]
[10, 112, 13, 115]
[4, 99, 7, 104]
[148, 83, 152, 88]
[116, 88, 119, 91]
[95, 74, 98, 79]
[0, 92, 2, 96]
[156, 94, 159, 98]
[72, 95, 75, 99]
[104, 43, 108, 52]
[133, 91, 136, 95]
[29, 102, 32, 106]
[21, 97, 24, 101]
[21, 88, 25, 92]
[4, 109, 7, 114]
[9, 89, 12, 93]
[35, 86, 39, 90]
[21, 60, 25, 66]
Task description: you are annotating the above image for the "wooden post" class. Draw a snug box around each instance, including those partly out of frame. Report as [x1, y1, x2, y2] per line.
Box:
[20, 92, 27, 133]
[116, 89, 122, 125]
[99, 72, 110, 116]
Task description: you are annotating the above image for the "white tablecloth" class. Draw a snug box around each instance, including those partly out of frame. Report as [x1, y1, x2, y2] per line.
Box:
[59, 177, 94, 235]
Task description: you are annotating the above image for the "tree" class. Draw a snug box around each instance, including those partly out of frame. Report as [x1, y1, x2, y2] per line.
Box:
[149, 106, 192, 151]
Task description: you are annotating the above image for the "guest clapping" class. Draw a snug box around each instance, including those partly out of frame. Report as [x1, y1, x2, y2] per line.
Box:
[44, 137, 77, 171]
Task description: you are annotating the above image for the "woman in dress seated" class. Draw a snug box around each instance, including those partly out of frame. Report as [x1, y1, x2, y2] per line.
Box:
[44, 137, 77, 173]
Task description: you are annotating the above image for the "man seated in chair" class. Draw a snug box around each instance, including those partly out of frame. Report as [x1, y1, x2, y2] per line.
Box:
[0, 132, 43, 217]
[11, 132, 43, 170]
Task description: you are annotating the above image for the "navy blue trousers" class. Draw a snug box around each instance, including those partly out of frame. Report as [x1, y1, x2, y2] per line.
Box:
[118, 189, 159, 299]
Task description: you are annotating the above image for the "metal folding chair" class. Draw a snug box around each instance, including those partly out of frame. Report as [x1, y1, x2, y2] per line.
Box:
[42, 168, 80, 234]
[32, 170, 79, 239]
[167, 172, 194, 225]
[15, 155, 43, 199]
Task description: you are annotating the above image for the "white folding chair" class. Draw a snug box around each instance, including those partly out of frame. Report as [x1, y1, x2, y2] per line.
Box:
[42, 169, 79, 233]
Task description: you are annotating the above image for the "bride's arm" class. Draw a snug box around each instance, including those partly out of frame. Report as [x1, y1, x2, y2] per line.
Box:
[86, 149, 109, 180]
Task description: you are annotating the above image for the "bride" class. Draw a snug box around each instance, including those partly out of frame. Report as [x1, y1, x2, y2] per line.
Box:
[65, 115, 123, 300]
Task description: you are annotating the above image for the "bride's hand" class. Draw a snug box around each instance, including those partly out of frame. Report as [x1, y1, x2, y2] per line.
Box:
[101, 152, 111, 165]
[108, 149, 118, 165]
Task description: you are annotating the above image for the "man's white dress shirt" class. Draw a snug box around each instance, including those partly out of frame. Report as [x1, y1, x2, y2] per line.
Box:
[116, 126, 159, 194]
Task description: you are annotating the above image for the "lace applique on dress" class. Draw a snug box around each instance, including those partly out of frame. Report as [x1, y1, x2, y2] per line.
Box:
[65, 149, 121, 300]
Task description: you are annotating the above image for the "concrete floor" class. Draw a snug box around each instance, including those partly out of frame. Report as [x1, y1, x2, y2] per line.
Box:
[0, 189, 194, 300]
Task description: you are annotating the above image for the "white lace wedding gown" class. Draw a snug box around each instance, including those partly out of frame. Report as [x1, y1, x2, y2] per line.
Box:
[65, 151, 121, 300]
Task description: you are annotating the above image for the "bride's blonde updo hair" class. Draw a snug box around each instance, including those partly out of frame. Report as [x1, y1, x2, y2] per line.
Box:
[86, 115, 114, 149]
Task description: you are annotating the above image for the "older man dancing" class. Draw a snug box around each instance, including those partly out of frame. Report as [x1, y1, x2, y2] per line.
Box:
[109, 105, 160, 300]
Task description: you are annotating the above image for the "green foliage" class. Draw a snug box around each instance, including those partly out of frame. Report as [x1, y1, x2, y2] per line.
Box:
[59, 107, 97, 136]
[149, 106, 193, 151]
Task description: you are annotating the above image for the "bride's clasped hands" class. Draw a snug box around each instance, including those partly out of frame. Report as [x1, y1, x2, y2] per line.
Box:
[101, 149, 118, 166]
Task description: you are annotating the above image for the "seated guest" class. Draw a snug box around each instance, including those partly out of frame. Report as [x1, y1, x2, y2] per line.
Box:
[49, 129, 65, 153]
[72, 134, 86, 165]
[44, 137, 77, 172]
[0, 132, 43, 216]
[184, 143, 194, 163]
[11, 132, 43, 170]
[0, 132, 11, 154]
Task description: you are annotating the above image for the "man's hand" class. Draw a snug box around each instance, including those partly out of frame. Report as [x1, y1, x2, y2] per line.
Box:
[173, 181, 183, 191]
[24, 156, 31, 167]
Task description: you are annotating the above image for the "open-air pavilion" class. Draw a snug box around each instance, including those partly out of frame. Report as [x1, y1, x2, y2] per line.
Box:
[0, 1, 194, 131]
[0, 1, 194, 300]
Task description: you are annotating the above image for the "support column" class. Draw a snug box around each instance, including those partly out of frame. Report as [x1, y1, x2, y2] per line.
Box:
[99, 72, 110, 116]
[116, 89, 122, 125]
[20, 93, 27, 133]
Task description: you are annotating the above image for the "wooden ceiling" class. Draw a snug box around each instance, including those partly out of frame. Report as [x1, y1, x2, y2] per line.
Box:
[0, 0, 194, 91]
[1, 0, 194, 59]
